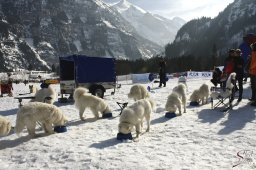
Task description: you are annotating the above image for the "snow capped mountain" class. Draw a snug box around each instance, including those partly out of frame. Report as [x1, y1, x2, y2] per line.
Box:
[0, 0, 162, 71]
[166, 0, 256, 58]
[112, 0, 186, 46]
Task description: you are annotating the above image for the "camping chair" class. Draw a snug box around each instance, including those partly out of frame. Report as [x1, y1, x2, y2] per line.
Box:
[116, 102, 128, 115]
[210, 80, 236, 112]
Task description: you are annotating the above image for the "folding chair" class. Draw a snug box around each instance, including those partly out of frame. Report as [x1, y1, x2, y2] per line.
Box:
[116, 102, 128, 115]
[210, 84, 236, 112]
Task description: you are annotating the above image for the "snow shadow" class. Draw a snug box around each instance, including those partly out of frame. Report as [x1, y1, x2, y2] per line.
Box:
[151, 116, 171, 125]
[89, 137, 120, 149]
[218, 105, 256, 135]
[0, 136, 30, 150]
[0, 108, 18, 116]
[197, 108, 225, 124]
[67, 118, 97, 127]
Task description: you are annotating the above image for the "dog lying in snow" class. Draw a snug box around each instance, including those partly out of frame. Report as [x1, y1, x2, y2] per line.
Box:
[15, 102, 68, 137]
[118, 98, 155, 138]
[190, 83, 210, 105]
[128, 84, 150, 101]
[73, 87, 112, 120]
[0, 115, 11, 136]
[31, 84, 57, 104]
[165, 83, 187, 115]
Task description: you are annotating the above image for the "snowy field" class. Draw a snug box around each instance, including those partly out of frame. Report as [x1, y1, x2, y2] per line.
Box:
[0, 78, 256, 169]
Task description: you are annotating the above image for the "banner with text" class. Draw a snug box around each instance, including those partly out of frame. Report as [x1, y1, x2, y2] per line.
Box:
[187, 71, 212, 79]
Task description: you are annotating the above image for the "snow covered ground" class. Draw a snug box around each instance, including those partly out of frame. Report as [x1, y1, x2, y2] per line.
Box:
[0, 78, 256, 169]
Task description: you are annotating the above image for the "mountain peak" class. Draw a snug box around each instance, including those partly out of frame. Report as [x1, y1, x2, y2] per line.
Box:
[114, 0, 146, 14]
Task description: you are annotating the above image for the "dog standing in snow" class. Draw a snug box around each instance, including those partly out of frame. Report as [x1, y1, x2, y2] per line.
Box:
[15, 102, 68, 137]
[73, 87, 112, 120]
[165, 83, 187, 115]
[0, 115, 11, 136]
[128, 84, 150, 101]
[118, 98, 155, 138]
[190, 83, 210, 105]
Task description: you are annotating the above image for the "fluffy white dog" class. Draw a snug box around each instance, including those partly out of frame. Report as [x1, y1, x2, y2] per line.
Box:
[74, 87, 112, 120]
[165, 83, 187, 115]
[15, 102, 68, 137]
[118, 98, 155, 138]
[128, 84, 150, 101]
[190, 83, 210, 105]
[0, 115, 11, 136]
[178, 76, 188, 89]
[210, 73, 236, 99]
[29, 85, 38, 94]
[31, 85, 57, 104]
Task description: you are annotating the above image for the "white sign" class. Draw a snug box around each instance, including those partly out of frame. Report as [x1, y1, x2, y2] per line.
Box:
[187, 71, 212, 79]
[131, 73, 150, 83]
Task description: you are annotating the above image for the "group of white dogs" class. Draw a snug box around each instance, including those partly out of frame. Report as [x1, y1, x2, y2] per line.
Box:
[0, 73, 236, 139]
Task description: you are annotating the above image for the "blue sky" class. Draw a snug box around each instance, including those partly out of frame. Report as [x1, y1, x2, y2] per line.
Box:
[103, 0, 235, 21]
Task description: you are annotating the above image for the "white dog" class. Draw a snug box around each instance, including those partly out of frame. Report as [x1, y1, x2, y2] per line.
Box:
[0, 115, 11, 136]
[118, 98, 155, 138]
[73, 87, 112, 120]
[29, 85, 38, 94]
[210, 73, 236, 99]
[178, 76, 188, 89]
[128, 84, 150, 101]
[31, 85, 57, 104]
[15, 102, 68, 137]
[165, 83, 187, 115]
[190, 83, 210, 105]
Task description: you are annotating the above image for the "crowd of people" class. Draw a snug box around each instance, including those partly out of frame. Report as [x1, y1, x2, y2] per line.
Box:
[210, 37, 256, 106]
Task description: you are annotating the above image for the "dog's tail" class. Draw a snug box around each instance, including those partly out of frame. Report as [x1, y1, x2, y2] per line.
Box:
[73, 87, 88, 101]
[15, 110, 26, 136]
[147, 98, 156, 111]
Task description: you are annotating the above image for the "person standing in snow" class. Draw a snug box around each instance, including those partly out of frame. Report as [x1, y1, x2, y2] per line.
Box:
[158, 57, 166, 87]
[249, 42, 256, 106]
[233, 49, 244, 102]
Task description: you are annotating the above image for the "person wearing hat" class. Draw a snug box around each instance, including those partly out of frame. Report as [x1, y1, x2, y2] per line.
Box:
[233, 49, 244, 102]
[249, 42, 256, 106]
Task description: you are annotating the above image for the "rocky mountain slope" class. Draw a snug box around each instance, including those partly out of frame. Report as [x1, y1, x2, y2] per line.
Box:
[165, 0, 256, 58]
[0, 0, 162, 71]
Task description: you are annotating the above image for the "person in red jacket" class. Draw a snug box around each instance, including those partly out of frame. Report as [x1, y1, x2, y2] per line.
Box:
[221, 49, 236, 87]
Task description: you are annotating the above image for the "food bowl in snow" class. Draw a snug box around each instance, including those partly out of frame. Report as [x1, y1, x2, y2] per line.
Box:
[102, 112, 113, 118]
[165, 112, 177, 119]
[117, 132, 133, 140]
[54, 126, 67, 133]
[190, 101, 199, 106]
